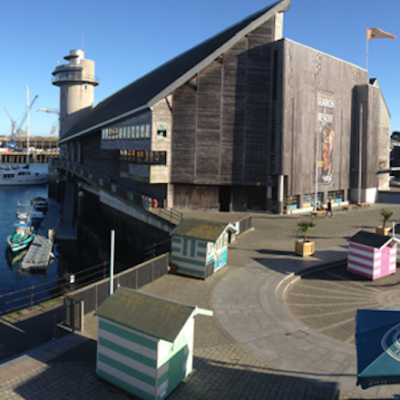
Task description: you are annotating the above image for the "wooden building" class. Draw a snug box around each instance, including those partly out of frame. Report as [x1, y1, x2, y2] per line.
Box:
[347, 231, 397, 280]
[55, 0, 390, 215]
[95, 287, 212, 400]
[170, 218, 237, 278]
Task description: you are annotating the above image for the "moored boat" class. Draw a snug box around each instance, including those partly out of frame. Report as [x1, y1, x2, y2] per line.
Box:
[7, 219, 36, 252]
[0, 165, 47, 186]
[31, 196, 48, 212]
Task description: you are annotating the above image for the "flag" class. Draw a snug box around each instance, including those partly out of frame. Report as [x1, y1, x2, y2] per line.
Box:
[367, 27, 396, 40]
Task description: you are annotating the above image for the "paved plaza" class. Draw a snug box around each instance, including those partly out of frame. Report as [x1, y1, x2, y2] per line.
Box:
[2, 203, 400, 399]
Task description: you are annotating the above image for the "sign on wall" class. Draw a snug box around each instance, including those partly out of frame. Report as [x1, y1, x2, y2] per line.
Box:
[317, 93, 334, 185]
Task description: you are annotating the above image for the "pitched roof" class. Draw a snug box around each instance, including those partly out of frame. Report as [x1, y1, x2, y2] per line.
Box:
[59, 0, 291, 144]
[171, 218, 237, 242]
[348, 230, 397, 249]
[95, 287, 195, 342]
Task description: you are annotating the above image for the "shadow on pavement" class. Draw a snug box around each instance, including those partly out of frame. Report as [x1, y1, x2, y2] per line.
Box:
[13, 349, 340, 400]
[0, 305, 66, 362]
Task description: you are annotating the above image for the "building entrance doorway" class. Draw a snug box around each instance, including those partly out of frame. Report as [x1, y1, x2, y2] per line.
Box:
[219, 186, 231, 212]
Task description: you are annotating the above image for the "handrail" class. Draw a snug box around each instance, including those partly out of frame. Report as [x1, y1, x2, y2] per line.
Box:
[0, 238, 171, 316]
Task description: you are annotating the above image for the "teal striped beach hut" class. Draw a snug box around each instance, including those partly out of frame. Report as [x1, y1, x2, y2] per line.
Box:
[95, 287, 212, 400]
[170, 218, 238, 279]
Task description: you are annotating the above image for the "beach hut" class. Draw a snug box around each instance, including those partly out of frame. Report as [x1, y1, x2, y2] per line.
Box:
[170, 218, 238, 279]
[95, 287, 212, 400]
[347, 230, 398, 280]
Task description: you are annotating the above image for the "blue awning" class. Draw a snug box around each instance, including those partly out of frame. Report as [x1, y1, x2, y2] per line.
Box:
[356, 309, 400, 389]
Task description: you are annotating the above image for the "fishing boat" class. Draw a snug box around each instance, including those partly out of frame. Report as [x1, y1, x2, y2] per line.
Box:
[0, 165, 48, 186]
[31, 196, 48, 212]
[7, 212, 36, 252]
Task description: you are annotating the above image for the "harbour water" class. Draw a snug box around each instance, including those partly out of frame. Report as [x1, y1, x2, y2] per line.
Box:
[0, 164, 60, 297]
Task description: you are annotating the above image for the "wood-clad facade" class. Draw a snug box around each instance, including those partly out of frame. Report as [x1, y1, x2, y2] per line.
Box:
[57, 0, 390, 214]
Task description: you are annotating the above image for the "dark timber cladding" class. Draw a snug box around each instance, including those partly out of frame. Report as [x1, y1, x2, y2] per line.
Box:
[171, 18, 277, 186]
[280, 39, 370, 202]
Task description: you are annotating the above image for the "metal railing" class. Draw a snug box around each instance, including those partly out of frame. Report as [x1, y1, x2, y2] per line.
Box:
[148, 207, 182, 225]
[0, 238, 171, 317]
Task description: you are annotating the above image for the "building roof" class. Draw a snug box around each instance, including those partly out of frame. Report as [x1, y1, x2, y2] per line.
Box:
[171, 218, 238, 242]
[348, 230, 396, 249]
[59, 0, 291, 144]
[95, 287, 195, 342]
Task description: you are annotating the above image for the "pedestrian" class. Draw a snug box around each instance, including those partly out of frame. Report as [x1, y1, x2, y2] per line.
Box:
[327, 200, 333, 218]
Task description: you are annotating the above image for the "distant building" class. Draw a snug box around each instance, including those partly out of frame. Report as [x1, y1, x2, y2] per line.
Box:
[54, 0, 390, 214]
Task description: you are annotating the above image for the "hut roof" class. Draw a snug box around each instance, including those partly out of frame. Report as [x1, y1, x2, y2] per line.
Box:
[95, 287, 195, 342]
[171, 218, 237, 242]
[59, 0, 291, 144]
[348, 230, 398, 249]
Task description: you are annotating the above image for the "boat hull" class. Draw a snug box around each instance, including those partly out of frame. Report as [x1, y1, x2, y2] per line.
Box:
[7, 233, 36, 252]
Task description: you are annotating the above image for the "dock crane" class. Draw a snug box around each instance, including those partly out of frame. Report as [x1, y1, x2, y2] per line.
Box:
[4, 95, 39, 138]
[37, 108, 60, 137]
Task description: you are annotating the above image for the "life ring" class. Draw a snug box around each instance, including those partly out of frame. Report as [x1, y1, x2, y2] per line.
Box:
[151, 199, 158, 208]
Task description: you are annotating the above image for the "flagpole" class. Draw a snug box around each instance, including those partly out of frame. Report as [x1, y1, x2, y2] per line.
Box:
[366, 29, 368, 70]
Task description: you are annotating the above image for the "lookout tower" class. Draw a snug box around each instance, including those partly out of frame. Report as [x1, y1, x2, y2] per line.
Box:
[52, 50, 99, 144]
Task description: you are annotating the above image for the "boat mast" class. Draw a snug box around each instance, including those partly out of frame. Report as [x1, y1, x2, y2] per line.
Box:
[26, 86, 30, 161]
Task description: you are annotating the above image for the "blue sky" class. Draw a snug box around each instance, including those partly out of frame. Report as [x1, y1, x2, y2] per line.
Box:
[0, 0, 399, 137]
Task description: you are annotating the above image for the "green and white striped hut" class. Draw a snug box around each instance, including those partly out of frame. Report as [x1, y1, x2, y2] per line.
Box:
[95, 287, 212, 400]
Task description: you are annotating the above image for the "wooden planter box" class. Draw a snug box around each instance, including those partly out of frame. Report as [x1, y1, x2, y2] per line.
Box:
[295, 240, 315, 257]
[376, 227, 391, 236]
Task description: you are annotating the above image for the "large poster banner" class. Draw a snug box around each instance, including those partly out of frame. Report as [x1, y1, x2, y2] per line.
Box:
[317, 93, 334, 184]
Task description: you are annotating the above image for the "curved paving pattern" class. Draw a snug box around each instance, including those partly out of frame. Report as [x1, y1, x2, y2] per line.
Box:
[284, 263, 400, 343]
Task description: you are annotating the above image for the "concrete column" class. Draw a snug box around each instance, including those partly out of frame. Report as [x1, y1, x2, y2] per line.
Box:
[166, 183, 174, 208]
[78, 191, 84, 218]
[277, 175, 284, 214]
[266, 186, 272, 211]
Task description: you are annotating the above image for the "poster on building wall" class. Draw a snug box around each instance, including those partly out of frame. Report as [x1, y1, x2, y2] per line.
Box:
[317, 92, 334, 184]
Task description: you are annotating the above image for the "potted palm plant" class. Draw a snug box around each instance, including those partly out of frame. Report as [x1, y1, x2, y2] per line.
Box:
[295, 220, 316, 257]
[376, 209, 393, 236]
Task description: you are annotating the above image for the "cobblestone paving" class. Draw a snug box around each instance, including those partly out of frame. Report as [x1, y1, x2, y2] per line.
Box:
[284, 263, 400, 343]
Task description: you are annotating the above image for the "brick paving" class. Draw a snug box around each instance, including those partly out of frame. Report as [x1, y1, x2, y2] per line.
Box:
[285, 264, 400, 343]
[2, 203, 400, 399]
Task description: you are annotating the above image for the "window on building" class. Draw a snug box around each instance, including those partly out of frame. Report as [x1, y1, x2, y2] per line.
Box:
[328, 190, 344, 203]
[157, 124, 167, 138]
[119, 150, 166, 165]
[145, 125, 150, 138]
[303, 192, 322, 208]
[284, 195, 299, 210]
[140, 125, 145, 138]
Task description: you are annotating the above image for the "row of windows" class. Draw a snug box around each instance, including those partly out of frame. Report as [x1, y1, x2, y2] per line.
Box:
[120, 150, 167, 165]
[285, 190, 345, 210]
[103, 125, 151, 140]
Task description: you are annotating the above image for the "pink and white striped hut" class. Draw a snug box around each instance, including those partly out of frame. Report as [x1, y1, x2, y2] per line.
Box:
[347, 230, 399, 280]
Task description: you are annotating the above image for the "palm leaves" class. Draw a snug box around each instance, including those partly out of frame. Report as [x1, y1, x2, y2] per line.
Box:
[380, 209, 393, 229]
[297, 220, 316, 243]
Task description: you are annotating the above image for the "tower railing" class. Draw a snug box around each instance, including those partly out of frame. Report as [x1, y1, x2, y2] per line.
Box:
[52, 73, 100, 85]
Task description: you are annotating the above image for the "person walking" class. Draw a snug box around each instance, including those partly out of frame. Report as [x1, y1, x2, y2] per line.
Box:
[327, 200, 333, 218]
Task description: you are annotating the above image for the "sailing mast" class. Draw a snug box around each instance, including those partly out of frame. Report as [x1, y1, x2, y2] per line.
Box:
[26, 86, 30, 163]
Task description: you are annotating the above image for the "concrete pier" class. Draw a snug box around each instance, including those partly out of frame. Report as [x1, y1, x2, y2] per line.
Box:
[21, 199, 60, 271]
